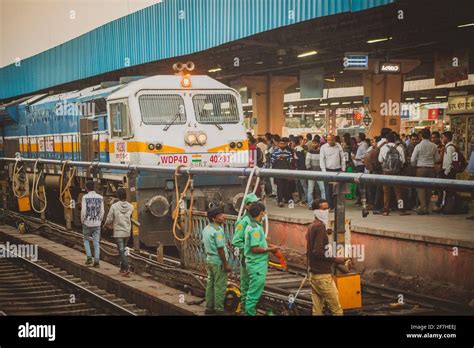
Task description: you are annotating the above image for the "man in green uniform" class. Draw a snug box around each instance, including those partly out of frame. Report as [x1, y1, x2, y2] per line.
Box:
[232, 193, 260, 312]
[244, 202, 279, 316]
[202, 207, 231, 315]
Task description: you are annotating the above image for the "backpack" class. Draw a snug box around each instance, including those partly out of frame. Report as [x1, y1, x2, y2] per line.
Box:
[382, 145, 402, 174]
[446, 144, 467, 174]
[364, 148, 381, 172]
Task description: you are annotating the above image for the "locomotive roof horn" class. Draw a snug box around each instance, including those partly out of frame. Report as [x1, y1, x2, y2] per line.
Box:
[173, 61, 195, 75]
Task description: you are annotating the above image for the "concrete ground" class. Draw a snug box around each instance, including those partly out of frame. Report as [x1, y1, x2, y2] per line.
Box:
[265, 197, 474, 247]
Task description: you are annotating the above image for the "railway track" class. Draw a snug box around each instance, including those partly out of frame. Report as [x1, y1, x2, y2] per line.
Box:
[1, 209, 471, 316]
[0, 245, 146, 316]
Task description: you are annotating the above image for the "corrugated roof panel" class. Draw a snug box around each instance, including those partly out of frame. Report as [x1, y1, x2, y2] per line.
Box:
[0, 0, 393, 100]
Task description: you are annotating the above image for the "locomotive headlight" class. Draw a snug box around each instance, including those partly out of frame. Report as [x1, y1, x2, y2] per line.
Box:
[229, 142, 236, 149]
[236, 142, 243, 149]
[197, 133, 208, 145]
[148, 143, 155, 151]
[156, 143, 163, 150]
[185, 133, 197, 145]
[181, 75, 192, 88]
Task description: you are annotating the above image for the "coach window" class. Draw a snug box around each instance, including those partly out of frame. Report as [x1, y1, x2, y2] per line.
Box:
[110, 102, 132, 138]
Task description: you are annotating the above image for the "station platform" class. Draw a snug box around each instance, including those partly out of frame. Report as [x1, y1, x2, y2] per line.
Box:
[266, 199, 474, 248]
[0, 225, 205, 316]
[264, 199, 474, 294]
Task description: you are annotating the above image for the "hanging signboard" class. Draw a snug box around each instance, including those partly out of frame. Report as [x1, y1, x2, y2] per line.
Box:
[343, 53, 369, 70]
[434, 50, 469, 86]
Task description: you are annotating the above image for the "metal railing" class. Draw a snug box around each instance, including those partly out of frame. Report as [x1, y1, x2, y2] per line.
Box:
[1, 157, 473, 191]
[182, 212, 240, 276]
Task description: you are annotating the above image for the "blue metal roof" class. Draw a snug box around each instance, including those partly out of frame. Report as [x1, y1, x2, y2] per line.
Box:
[0, 0, 393, 100]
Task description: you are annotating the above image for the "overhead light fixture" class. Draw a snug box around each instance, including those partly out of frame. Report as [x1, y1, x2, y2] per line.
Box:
[420, 97, 428, 100]
[458, 23, 474, 28]
[405, 97, 415, 101]
[320, 103, 328, 106]
[208, 68, 222, 73]
[342, 102, 351, 105]
[255, 61, 263, 65]
[435, 96, 447, 99]
[339, 71, 344, 74]
[353, 101, 363, 104]
[367, 37, 392, 44]
[325, 78, 336, 82]
[297, 50, 318, 58]
[330, 102, 340, 106]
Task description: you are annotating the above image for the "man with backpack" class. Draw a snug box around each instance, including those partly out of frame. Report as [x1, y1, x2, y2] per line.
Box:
[364, 136, 386, 214]
[411, 128, 440, 215]
[378, 132, 410, 216]
[439, 131, 469, 215]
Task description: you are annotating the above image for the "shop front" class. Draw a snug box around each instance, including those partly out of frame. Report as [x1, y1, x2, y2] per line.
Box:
[447, 95, 474, 158]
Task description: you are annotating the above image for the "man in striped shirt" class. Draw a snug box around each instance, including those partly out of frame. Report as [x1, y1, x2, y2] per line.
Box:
[271, 137, 293, 207]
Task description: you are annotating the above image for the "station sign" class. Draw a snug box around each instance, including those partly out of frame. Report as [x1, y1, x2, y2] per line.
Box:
[362, 112, 373, 127]
[379, 62, 401, 74]
[343, 53, 369, 70]
[447, 95, 474, 115]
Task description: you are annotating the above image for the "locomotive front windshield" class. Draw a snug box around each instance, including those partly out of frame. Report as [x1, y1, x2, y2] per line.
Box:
[138, 94, 187, 125]
[192, 94, 240, 124]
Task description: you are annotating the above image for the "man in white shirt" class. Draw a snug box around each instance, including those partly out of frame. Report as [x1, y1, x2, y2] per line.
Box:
[81, 180, 105, 267]
[320, 135, 346, 210]
[411, 128, 440, 215]
[378, 132, 410, 216]
[438, 131, 456, 208]
[354, 133, 369, 205]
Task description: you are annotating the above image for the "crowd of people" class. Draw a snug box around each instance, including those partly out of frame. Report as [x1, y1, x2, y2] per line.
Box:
[247, 127, 474, 217]
[77, 128, 474, 317]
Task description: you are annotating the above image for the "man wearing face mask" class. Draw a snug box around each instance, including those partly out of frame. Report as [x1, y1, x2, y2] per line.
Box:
[307, 199, 350, 316]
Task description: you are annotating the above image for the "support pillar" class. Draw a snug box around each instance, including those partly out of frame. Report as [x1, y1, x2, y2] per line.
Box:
[239, 75, 297, 135]
[363, 59, 420, 138]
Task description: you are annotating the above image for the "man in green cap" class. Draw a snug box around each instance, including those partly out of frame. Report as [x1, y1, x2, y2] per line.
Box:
[244, 202, 279, 316]
[232, 193, 259, 312]
[202, 207, 231, 315]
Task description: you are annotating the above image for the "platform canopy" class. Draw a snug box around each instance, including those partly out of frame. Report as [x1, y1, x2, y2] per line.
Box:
[0, 0, 393, 101]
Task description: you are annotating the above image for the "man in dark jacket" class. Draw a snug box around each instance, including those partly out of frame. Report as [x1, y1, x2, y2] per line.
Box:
[293, 137, 307, 206]
[271, 137, 292, 207]
[307, 199, 350, 315]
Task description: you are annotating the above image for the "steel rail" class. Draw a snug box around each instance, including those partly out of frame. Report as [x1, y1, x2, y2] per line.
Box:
[3, 211, 470, 315]
[0, 245, 138, 316]
[2, 157, 474, 191]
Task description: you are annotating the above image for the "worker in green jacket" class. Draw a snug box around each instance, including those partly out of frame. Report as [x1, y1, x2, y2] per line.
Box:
[202, 207, 231, 315]
[232, 193, 260, 312]
[244, 202, 279, 316]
